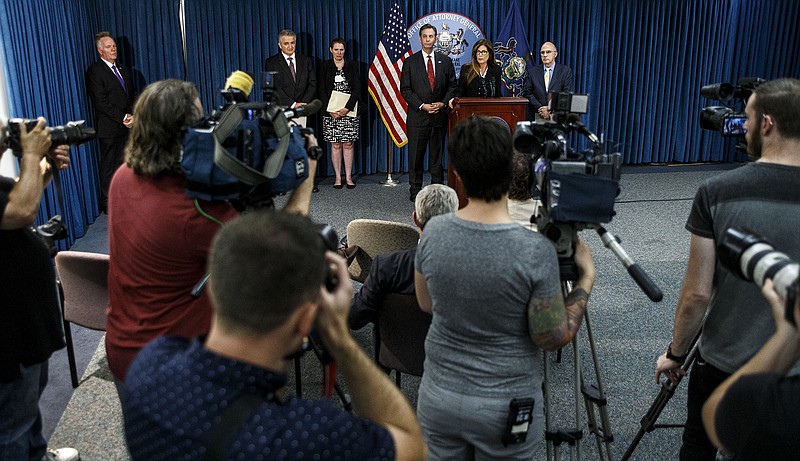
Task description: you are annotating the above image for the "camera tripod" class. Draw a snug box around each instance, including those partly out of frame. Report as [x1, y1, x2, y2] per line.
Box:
[543, 279, 614, 461]
[620, 332, 700, 461]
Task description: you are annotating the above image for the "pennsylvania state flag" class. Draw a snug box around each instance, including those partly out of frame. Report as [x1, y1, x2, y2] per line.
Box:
[494, 0, 533, 96]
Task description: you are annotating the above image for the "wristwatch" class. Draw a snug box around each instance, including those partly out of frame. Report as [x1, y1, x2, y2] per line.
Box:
[307, 145, 323, 161]
[666, 342, 688, 363]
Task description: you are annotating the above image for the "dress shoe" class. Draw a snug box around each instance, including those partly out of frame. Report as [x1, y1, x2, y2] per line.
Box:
[312, 186, 320, 193]
[336, 245, 360, 266]
[333, 183, 343, 189]
[346, 183, 356, 189]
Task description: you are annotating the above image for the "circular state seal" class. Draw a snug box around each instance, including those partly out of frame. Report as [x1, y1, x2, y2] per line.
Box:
[407, 12, 485, 78]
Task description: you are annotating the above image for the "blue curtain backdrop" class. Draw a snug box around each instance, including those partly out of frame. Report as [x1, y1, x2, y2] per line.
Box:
[0, 0, 182, 247]
[1, 0, 799, 244]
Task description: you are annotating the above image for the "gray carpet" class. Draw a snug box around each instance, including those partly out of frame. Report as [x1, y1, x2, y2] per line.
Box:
[45, 164, 742, 460]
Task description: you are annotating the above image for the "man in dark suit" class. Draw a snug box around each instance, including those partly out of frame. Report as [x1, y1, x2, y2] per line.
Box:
[521, 41, 573, 121]
[349, 184, 458, 329]
[264, 29, 318, 191]
[264, 29, 317, 116]
[400, 24, 456, 202]
[85, 31, 136, 213]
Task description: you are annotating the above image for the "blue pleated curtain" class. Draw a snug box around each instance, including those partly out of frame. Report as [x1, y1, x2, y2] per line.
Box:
[1, 0, 799, 245]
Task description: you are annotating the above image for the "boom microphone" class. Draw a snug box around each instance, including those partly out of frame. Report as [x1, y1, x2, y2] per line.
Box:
[284, 99, 323, 119]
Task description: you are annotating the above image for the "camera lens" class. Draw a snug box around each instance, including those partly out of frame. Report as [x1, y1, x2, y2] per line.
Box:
[719, 227, 800, 298]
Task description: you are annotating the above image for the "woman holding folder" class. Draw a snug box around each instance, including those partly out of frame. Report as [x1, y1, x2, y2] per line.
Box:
[449, 39, 503, 108]
[320, 37, 361, 189]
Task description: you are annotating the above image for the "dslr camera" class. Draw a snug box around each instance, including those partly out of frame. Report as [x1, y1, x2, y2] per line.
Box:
[513, 93, 621, 279]
[1, 118, 95, 155]
[719, 227, 799, 326]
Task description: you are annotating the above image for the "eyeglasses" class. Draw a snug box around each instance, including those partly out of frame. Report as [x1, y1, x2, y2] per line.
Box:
[476, 50, 490, 55]
[540, 50, 555, 55]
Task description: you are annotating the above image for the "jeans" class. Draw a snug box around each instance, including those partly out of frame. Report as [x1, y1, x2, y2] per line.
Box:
[680, 353, 730, 461]
[0, 360, 49, 461]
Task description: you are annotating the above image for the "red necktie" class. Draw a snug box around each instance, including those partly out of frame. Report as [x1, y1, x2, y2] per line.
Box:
[288, 57, 296, 81]
[427, 55, 435, 91]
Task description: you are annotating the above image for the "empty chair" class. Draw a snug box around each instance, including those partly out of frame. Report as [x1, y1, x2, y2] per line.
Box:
[374, 293, 432, 386]
[55, 251, 110, 388]
[345, 219, 419, 282]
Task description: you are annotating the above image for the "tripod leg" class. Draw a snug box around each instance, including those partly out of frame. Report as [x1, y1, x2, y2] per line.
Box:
[580, 310, 614, 461]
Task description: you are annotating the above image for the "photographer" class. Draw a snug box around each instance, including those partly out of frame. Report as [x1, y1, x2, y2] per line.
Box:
[701, 279, 800, 460]
[122, 211, 427, 461]
[106, 79, 318, 394]
[0, 118, 77, 461]
[655, 78, 800, 460]
[414, 116, 595, 460]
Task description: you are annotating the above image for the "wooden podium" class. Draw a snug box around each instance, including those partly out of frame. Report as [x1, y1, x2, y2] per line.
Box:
[447, 97, 528, 208]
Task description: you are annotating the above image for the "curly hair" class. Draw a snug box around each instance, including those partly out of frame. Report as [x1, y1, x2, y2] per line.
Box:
[124, 79, 200, 177]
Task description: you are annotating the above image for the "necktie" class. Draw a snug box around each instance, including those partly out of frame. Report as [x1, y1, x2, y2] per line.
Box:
[288, 57, 296, 80]
[112, 64, 126, 93]
[544, 68, 551, 92]
[427, 55, 435, 91]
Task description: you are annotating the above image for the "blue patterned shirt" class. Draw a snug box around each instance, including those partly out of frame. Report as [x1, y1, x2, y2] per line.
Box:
[124, 337, 395, 460]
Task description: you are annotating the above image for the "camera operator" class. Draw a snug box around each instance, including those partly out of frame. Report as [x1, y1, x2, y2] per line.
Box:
[701, 279, 800, 460]
[655, 78, 800, 461]
[0, 118, 77, 461]
[105, 79, 318, 398]
[122, 211, 427, 461]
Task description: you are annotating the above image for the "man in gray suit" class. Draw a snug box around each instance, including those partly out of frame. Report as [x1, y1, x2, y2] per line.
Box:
[400, 24, 456, 202]
[521, 41, 573, 121]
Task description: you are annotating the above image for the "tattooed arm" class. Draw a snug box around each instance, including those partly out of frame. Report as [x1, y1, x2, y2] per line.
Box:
[528, 239, 596, 351]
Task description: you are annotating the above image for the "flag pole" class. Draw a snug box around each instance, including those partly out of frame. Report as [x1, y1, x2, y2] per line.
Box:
[381, 136, 400, 186]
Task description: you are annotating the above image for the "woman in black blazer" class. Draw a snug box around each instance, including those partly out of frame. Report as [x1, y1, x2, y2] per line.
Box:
[319, 37, 362, 189]
[449, 39, 503, 108]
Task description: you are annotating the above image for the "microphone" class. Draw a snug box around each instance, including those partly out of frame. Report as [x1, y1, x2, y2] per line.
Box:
[283, 99, 323, 119]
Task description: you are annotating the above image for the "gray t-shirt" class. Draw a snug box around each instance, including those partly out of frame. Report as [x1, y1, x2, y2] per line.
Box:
[415, 213, 560, 397]
[687, 162, 800, 373]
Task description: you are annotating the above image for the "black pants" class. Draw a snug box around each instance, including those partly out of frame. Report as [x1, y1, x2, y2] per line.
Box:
[407, 124, 445, 193]
[680, 352, 731, 461]
[98, 134, 128, 210]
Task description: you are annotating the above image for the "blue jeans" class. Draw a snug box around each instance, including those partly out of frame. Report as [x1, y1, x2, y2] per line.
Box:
[0, 360, 49, 461]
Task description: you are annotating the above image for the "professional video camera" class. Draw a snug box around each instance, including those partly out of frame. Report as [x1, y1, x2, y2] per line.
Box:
[719, 227, 799, 325]
[180, 70, 323, 208]
[513, 93, 661, 301]
[513, 94, 621, 262]
[699, 78, 764, 152]
[1, 118, 95, 155]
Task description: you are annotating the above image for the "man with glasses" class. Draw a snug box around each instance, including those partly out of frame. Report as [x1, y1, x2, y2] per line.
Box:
[521, 41, 573, 120]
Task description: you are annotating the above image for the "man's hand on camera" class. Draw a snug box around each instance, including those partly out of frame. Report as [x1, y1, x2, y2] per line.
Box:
[20, 117, 51, 159]
[763, 279, 800, 335]
[45, 145, 70, 172]
[315, 251, 354, 343]
[573, 238, 596, 287]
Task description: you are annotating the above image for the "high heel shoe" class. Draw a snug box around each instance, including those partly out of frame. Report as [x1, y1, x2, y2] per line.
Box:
[333, 183, 343, 189]
[346, 179, 356, 189]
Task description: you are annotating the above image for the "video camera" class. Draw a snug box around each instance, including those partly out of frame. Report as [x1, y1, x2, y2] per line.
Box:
[719, 227, 799, 326]
[180, 70, 323, 208]
[699, 78, 764, 151]
[1, 118, 95, 155]
[513, 93, 621, 276]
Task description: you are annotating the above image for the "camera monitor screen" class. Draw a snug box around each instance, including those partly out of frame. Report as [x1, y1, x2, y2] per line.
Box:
[722, 115, 747, 136]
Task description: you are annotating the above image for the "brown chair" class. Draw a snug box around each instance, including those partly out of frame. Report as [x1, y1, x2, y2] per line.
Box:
[55, 251, 110, 388]
[345, 219, 419, 283]
[374, 293, 432, 386]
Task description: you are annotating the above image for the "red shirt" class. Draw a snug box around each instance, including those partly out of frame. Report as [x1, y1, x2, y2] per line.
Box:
[105, 166, 238, 380]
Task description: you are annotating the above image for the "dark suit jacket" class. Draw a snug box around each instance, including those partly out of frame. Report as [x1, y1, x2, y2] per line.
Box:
[318, 59, 363, 115]
[349, 246, 416, 330]
[263, 53, 317, 107]
[400, 51, 456, 128]
[454, 65, 503, 98]
[521, 62, 573, 112]
[85, 59, 135, 139]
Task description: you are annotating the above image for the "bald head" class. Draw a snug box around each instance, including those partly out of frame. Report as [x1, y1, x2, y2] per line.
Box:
[540, 41, 558, 67]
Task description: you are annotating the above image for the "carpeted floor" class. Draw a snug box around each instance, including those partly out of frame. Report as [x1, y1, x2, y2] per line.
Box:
[44, 164, 742, 460]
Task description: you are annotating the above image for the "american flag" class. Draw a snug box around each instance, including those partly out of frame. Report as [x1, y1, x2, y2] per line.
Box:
[368, 0, 412, 147]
